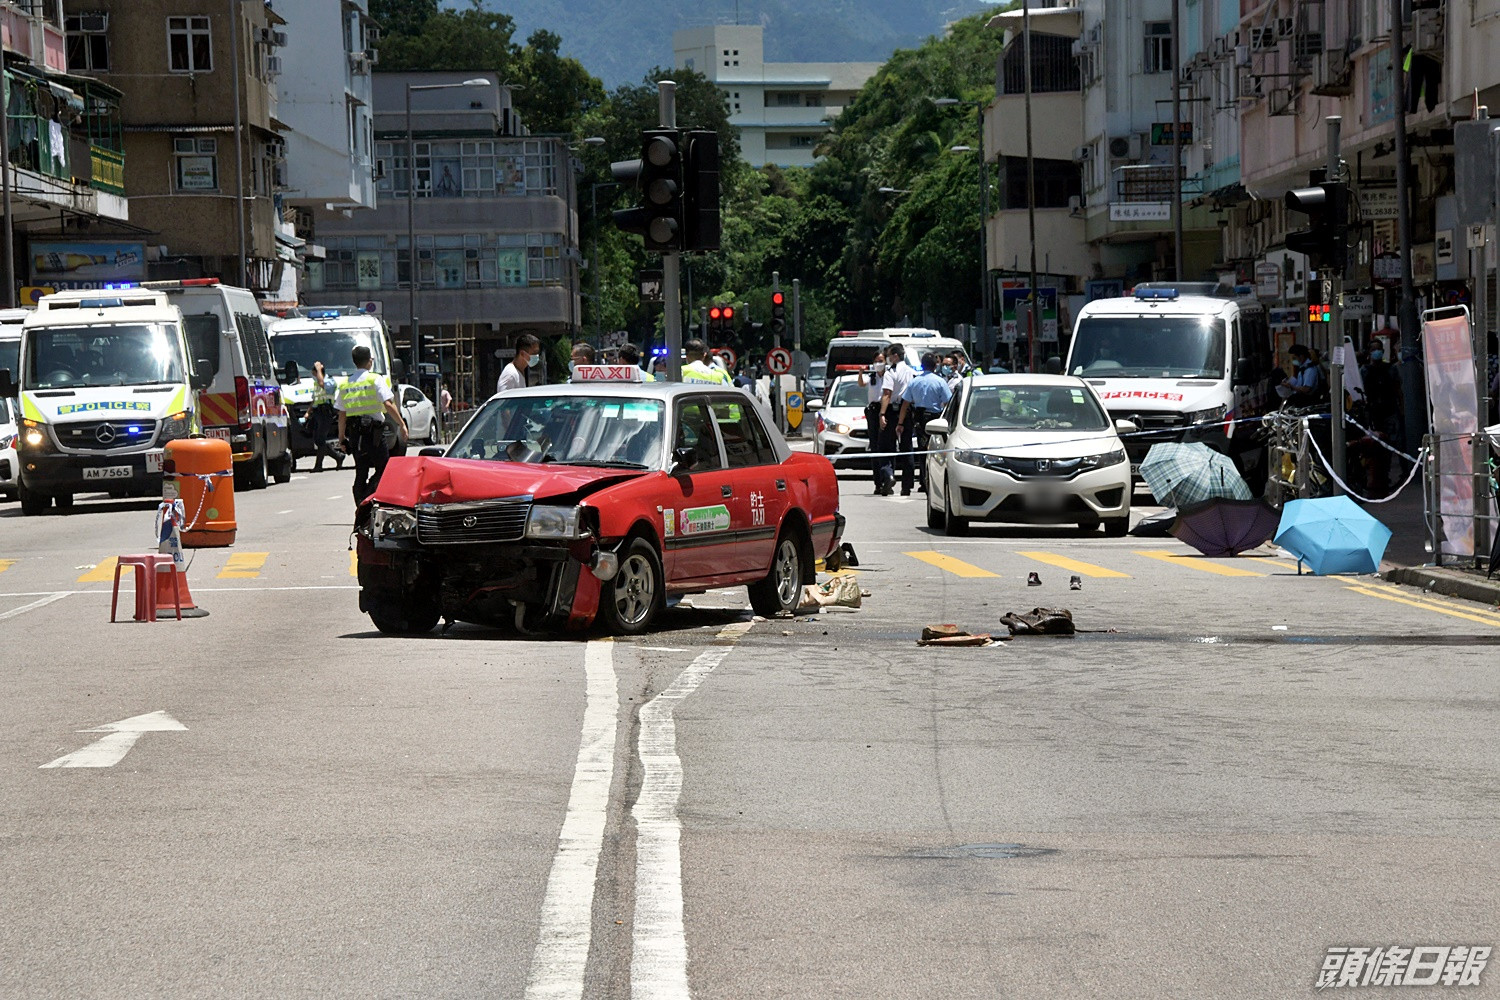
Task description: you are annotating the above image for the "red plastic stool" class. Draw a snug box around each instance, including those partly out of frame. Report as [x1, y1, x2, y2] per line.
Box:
[110, 555, 183, 623]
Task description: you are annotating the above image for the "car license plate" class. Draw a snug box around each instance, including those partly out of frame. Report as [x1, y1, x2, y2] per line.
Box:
[205, 427, 231, 442]
[1129, 463, 1141, 477]
[1024, 490, 1066, 511]
[83, 466, 133, 481]
[144, 450, 165, 474]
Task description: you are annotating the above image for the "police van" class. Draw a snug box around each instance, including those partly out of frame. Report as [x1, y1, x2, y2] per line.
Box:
[824, 328, 971, 379]
[267, 307, 399, 462]
[1, 288, 206, 515]
[144, 278, 294, 490]
[1064, 284, 1272, 484]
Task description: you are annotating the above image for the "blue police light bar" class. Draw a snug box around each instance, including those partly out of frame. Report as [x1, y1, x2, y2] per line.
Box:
[102, 282, 137, 290]
[126, 425, 142, 435]
[1135, 288, 1180, 301]
[306, 308, 342, 319]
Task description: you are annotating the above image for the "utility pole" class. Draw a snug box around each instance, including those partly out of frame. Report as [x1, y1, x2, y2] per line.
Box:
[1326, 116, 1346, 484]
[1171, 0, 1184, 280]
[659, 81, 682, 383]
[1022, 2, 1040, 372]
[1390, 0, 1425, 460]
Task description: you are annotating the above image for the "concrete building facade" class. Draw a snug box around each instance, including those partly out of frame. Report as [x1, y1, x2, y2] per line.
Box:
[302, 72, 580, 399]
[69, 0, 286, 293]
[673, 25, 880, 168]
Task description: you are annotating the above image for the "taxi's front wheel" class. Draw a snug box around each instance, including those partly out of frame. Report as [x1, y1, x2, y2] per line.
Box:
[601, 537, 664, 635]
[749, 530, 804, 618]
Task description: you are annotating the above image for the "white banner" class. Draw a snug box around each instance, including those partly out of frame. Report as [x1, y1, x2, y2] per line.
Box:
[1422, 311, 1478, 557]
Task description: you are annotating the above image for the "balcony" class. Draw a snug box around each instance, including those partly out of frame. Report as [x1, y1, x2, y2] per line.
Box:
[1113, 165, 1204, 203]
[2, 66, 127, 215]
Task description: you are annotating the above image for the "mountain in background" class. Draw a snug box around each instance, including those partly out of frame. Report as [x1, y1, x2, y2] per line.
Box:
[466, 0, 1006, 87]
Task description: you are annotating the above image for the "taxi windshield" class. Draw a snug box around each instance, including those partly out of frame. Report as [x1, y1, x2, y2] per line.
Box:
[452, 394, 665, 468]
[963, 384, 1110, 432]
[827, 379, 868, 408]
[24, 324, 185, 389]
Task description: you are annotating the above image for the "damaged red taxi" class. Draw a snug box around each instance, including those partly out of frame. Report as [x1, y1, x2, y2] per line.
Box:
[354, 366, 844, 635]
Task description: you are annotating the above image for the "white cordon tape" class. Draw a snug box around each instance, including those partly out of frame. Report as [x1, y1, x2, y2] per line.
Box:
[826, 412, 1273, 464]
[1304, 432, 1428, 504]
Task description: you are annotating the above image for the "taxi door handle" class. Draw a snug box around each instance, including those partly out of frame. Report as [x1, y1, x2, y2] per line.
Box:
[721, 484, 733, 498]
[775, 479, 786, 491]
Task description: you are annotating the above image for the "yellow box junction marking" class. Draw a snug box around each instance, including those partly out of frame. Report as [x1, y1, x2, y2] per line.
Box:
[1133, 550, 1266, 577]
[905, 551, 1000, 579]
[77, 557, 118, 583]
[0, 559, 15, 575]
[1345, 583, 1500, 628]
[218, 552, 268, 579]
[1017, 551, 1130, 579]
[349, 550, 359, 577]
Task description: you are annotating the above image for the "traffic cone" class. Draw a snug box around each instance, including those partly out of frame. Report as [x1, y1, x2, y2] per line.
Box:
[154, 563, 208, 619]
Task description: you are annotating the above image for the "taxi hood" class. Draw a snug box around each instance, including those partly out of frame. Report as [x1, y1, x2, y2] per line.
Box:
[370, 455, 646, 507]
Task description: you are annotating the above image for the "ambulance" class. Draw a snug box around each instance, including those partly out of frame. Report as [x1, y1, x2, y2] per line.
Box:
[1, 287, 206, 515]
[1064, 284, 1273, 485]
[266, 307, 399, 462]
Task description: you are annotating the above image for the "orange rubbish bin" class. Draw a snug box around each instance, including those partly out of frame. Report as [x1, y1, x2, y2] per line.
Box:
[166, 437, 236, 548]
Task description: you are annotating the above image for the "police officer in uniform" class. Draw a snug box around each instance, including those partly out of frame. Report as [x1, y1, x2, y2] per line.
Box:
[306, 360, 343, 472]
[335, 345, 407, 506]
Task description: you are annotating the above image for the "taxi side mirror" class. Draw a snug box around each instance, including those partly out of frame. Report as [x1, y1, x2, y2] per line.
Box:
[280, 360, 300, 385]
[0, 368, 14, 399]
[190, 359, 213, 391]
[805, 398, 825, 411]
[418, 446, 444, 457]
[670, 446, 697, 475]
[925, 417, 950, 436]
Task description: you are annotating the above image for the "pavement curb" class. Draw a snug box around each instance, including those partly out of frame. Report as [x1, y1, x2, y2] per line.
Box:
[1382, 565, 1500, 606]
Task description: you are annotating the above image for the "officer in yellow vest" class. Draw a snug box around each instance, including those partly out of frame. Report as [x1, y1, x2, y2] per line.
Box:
[306, 360, 343, 473]
[335, 345, 407, 505]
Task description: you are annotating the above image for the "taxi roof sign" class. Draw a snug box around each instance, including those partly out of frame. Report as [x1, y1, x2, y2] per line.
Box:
[572, 363, 644, 383]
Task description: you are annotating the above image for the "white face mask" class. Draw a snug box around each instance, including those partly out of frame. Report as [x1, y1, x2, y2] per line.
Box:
[527, 352, 541, 369]
[873, 362, 886, 374]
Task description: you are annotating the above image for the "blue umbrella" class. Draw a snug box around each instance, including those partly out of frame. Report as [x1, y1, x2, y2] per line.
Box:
[1274, 496, 1392, 575]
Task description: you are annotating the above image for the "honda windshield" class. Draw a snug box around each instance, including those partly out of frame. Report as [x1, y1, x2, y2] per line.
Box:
[1069, 316, 1226, 379]
[271, 330, 377, 378]
[25, 325, 185, 389]
[452, 394, 665, 469]
[963, 384, 1110, 432]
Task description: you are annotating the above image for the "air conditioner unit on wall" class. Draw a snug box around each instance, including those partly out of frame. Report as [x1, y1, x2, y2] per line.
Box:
[349, 53, 371, 75]
[1251, 26, 1277, 50]
[1107, 134, 1142, 160]
[77, 12, 107, 32]
[1073, 145, 1094, 162]
[1276, 17, 1295, 37]
[1236, 44, 1251, 67]
[265, 56, 282, 77]
[271, 30, 288, 48]
[1412, 8, 1443, 54]
[1211, 37, 1229, 59]
[1239, 75, 1265, 100]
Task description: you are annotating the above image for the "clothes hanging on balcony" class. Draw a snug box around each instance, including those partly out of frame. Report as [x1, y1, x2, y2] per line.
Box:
[1403, 47, 1441, 115]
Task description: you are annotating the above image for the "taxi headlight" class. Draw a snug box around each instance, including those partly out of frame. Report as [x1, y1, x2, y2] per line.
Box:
[159, 411, 191, 441]
[526, 504, 583, 539]
[1079, 448, 1128, 469]
[370, 504, 418, 539]
[832, 422, 852, 436]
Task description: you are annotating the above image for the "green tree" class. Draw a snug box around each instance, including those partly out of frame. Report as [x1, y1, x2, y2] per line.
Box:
[374, 0, 519, 77]
[368, 0, 438, 39]
[514, 30, 606, 136]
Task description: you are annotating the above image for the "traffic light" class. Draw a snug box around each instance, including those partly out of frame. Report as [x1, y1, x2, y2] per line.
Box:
[611, 129, 683, 252]
[1307, 279, 1331, 323]
[770, 291, 786, 336]
[681, 130, 721, 252]
[708, 304, 735, 337]
[1285, 181, 1348, 273]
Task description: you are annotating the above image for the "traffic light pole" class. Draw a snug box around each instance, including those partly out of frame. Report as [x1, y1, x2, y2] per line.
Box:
[1326, 116, 1346, 485]
[659, 81, 683, 383]
[771, 271, 785, 434]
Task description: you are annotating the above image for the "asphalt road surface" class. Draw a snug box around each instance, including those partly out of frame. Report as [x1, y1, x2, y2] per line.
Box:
[1, 452, 1496, 999]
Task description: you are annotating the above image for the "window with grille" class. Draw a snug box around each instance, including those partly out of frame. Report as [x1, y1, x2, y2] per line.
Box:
[168, 15, 212, 73]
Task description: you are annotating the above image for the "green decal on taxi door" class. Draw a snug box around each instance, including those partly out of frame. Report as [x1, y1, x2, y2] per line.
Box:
[679, 504, 731, 535]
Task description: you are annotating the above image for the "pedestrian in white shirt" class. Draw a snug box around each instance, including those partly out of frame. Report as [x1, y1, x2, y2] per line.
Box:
[498, 333, 540, 395]
[875, 344, 914, 495]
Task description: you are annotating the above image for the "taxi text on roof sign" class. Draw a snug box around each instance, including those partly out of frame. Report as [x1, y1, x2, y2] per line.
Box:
[572, 364, 644, 382]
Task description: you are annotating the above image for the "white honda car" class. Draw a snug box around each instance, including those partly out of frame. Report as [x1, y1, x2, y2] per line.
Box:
[924, 374, 1132, 536]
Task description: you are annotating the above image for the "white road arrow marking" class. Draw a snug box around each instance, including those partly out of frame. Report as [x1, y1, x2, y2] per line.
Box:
[40, 710, 187, 769]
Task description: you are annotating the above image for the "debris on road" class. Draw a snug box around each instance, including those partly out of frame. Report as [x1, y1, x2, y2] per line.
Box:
[1027, 572, 1042, 587]
[916, 623, 1004, 647]
[1000, 608, 1076, 636]
[1069, 575, 1082, 591]
[824, 542, 860, 571]
[798, 573, 862, 612]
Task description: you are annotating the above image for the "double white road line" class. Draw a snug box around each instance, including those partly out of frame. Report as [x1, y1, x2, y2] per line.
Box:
[525, 622, 751, 1000]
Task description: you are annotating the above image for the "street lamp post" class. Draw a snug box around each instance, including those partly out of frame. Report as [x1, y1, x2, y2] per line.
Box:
[406, 78, 489, 384]
[934, 98, 991, 364]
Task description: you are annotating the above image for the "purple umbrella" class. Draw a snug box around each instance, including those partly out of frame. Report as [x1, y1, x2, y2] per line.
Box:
[1170, 498, 1282, 557]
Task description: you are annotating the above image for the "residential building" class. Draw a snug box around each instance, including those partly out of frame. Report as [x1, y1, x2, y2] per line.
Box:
[273, 0, 377, 236]
[673, 24, 880, 167]
[302, 72, 581, 400]
[0, 0, 131, 305]
[67, 0, 287, 295]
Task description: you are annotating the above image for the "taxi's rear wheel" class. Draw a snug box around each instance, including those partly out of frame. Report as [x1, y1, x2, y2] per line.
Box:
[368, 590, 439, 635]
[602, 537, 663, 635]
[749, 530, 804, 618]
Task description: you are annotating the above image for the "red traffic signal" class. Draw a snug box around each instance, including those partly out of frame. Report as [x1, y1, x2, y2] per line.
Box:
[771, 292, 784, 306]
[709, 306, 723, 321]
[722, 306, 735, 321]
